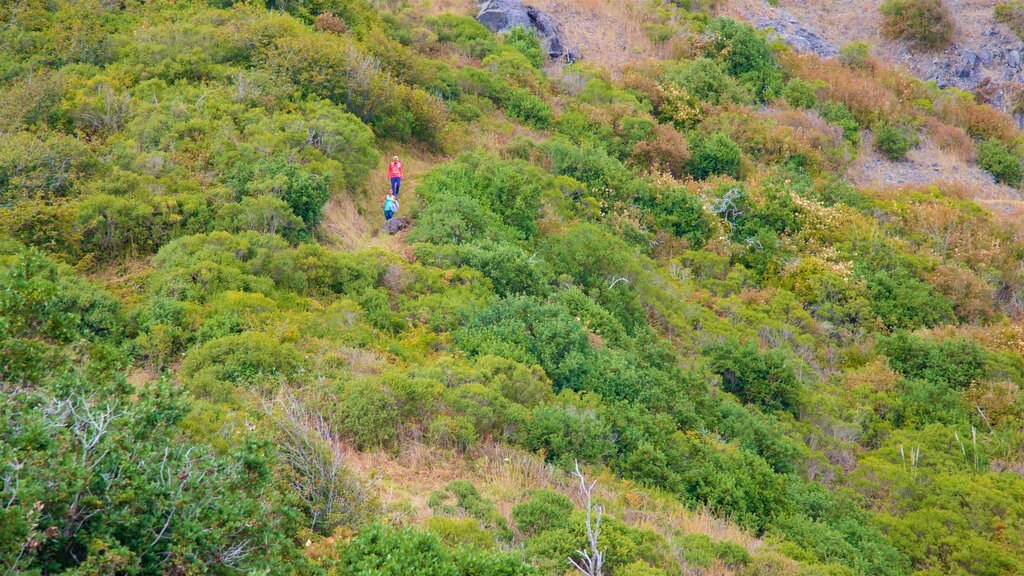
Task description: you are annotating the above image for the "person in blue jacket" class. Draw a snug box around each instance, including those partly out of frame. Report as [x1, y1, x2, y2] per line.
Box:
[383, 193, 399, 221]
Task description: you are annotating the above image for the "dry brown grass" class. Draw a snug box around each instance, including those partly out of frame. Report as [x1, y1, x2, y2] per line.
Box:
[934, 93, 1021, 147]
[341, 439, 762, 563]
[922, 117, 976, 163]
[779, 52, 904, 125]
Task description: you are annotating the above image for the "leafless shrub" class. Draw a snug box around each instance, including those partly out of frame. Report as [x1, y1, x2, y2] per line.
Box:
[269, 395, 377, 533]
[76, 84, 130, 134]
[569, 460, 604, 576]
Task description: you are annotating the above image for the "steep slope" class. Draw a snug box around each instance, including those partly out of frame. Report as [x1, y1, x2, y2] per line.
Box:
[3, 1, 1024, 575]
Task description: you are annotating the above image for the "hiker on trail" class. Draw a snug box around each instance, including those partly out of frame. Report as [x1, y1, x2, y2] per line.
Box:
[383, 192, 399, 221]
[388, 155, 404, 197]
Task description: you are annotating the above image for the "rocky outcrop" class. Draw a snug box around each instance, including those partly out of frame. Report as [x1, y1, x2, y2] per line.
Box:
[383, 217, 410, 235]
[753, 9, 838, 59]
[477, 0, 576, 61]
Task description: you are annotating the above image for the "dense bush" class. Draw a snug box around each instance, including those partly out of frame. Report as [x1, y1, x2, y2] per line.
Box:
[705, 18, 784, 102]
[512, 490, 574, 537]
[782, 78, 818, 109]
[7, 3, 1024, 574]
[977, 138, 1023, 186]
[652, 188, 714, 247]
[329, 524, 535, 575]
[707, 339, 801, 414]
[503, 27, 544, 67]
[228, 157, 330, 229]
[873, 119, 919, 160]
[688, 132, 743, 179]
[880, 0, 955, 50]
[838, 41, 872, 68]
[414, 152, 549, 239]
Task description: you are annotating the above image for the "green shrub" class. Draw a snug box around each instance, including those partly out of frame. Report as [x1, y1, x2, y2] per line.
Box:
[409, 194, 515, 246]
[860, 266, 956, 329]
[653, 188, 713, 247]
[664, 58, 751, 106]
[873, 120, 919, 160]
[227, 157, 330, 229]
[705, 18, 784, 102]
[503, 26, 544, 67]
[880, 0, 955, 50]
[878, 333, 986, 389]
[838, 41, 872, 68]
[688, 132, 742, 179]
[425, 14, 499, 58]
[977, 138, 1023, 186]
[332, 524, 535, 575]
[819, 101, 861, 143]
[782, 78, 818, 109]
[523, 405, 615, 466]
[415, 152, 549, 239]
[676, 533, 750, 568]
[707, 339, 801, 414]
[427, 517, 495, 549]
[504, 88, 552, 128]
[512, 490, 575, 536]
[181, 333, 302, 396]
[336, 379, 399, 448]
[416, 241, 551, 297]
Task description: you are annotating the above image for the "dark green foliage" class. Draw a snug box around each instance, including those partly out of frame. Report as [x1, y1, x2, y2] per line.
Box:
[416, 241, 551, 297]
[705, 18, 784, 102]
[427, 14, 500, 58]
[654, 188, 714, 246]
[707, 339, 801, 414]
[504, 88, 552, 128]
[541, 138, 650, 201]
[676, 533, 751, 568]
[336, 379, 400, 448]
[181, 333, 302, 397]
[688, 132, 742, 179]
[861, 267, 956, 329]
[873, 120, 919, 160]
[523, 405, 615, 466]
[878, 333, 986, 389]
[0, 249, 122, 384]
[977, 138, 1023, 186]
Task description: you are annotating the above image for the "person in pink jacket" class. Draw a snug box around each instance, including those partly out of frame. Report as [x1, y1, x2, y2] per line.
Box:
[387, 156, 404, 197]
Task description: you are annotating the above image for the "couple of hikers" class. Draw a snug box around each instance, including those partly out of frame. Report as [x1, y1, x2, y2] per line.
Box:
[383, 155, 403, 221]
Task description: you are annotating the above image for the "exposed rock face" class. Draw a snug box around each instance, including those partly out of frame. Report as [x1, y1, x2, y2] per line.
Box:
[383, 217, 410, 235]
[753, 9, 838, 59]
[477, 0, 575, 61]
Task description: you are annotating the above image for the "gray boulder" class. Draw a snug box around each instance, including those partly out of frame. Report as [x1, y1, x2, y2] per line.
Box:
[477, 0, 574, 60]
[477, 0, 532, 31]
[1008, 50, 1020, 68]
[383, 217, 410, 235]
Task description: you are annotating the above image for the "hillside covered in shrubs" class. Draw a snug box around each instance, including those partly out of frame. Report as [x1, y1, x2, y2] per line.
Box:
[3, 0, 1024, 575]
